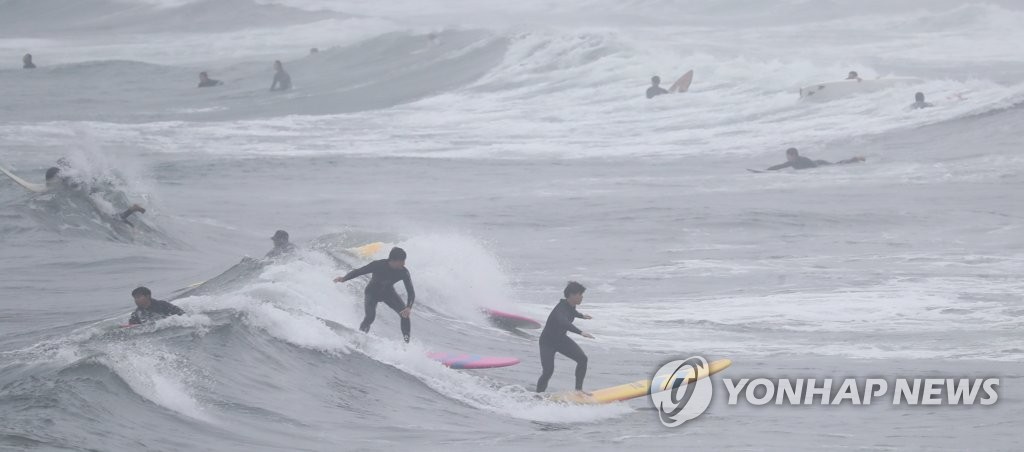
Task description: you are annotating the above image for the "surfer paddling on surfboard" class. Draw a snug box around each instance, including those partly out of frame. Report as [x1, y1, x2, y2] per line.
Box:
[128, 287, 184, 326]
[334, 247, 416, 343]
[536, 281, 594, 394]
[754, 147, 865, 172]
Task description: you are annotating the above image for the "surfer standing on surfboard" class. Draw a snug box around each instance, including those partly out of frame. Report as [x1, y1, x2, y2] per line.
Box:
[333, 247, 416, 343]
[536, 281, 594, 393]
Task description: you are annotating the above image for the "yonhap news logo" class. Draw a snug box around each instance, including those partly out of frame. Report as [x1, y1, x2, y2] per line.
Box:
[722, 377, 999, 406]
[649, 357, 715, 427]
[649, 357, 1000, 428]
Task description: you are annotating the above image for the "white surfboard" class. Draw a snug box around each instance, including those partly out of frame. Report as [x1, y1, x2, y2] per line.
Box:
[0, 164, 47, 193]
[669, 69, 694, 93]
[799, 77, 921, 102]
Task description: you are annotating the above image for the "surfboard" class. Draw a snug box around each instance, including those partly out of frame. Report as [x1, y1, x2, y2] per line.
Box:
[799, 77, 921, 102]
[426, 352, 520, 369]
[747, 168, 766, 173]
[550, 358, 732, 404]
[0, 164, 47, 193]
[483, 308, 542, 330]
[348, 241, 384, 258]
[669, 69, 694, 93]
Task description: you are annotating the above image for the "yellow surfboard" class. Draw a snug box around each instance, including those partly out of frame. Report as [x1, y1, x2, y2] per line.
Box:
[551, 358, 732, 404]
[347, 241, 384, 258]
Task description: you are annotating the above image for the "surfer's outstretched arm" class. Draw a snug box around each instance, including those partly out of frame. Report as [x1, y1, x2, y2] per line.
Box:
[766, 161, 792, 171]
[334, 261, 377, 283]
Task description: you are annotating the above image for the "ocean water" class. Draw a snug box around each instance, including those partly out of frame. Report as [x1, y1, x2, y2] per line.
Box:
[1, 0, 1022, 450]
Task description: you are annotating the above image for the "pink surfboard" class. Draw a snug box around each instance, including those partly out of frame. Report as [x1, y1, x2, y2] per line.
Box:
[483, 308, 542, 330]
[427, 352, 520, 369]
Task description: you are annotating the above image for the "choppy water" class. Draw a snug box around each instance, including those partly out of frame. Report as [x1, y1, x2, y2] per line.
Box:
[1, 0, 1022, 450]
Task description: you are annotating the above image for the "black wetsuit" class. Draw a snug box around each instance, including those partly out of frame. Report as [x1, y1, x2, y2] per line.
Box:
[646, 86, 668, 99]
[767, 156, 822, 170]
[271, 70, 292, 91]
[536, 299, 588, 392]
[768, 155, 863, 171]
[265, 242, 296, 258]
[342, 259, 415, 338]
[23, 62, 36, 69]
[128, 299, 184, 325]
[910, 101, 933, 110]
[198, 79, 223, 88]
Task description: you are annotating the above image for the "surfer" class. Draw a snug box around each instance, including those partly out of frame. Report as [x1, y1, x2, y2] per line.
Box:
[333, 247, 415, 343]
[761, 148, 865, 171]
[22, 53, 36, 69]
[266, 230, 296, 258]
[646, 76, 669, 99]
[44, 167, 147, 224]
[270, 60, 292, 91]
[536, 281, 593, 393]
[128, 287, 184, 325]
[910, 92, 933, 110]
[198, 72, 223, 88]
[847, 71, 861, 81]
[309, 48, 319, 55]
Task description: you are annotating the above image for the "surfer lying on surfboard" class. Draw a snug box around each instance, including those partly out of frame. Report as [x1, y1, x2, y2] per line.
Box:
[128, 286, 184, 325]
[44, 166, 148, 225]
[536, 281, 594, 394]
[756, 148, 865, 172]
[334, 247, 416, 343]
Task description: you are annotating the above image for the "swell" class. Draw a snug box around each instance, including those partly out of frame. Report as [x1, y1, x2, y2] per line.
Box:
[0, 0, 345, 37]
[0, 29, 508, 123]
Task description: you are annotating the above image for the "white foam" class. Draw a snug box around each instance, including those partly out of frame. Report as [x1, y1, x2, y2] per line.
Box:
[393, 233, 517, 320]
[98, 343, 212, 422]
[356, 335, 632, 423]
